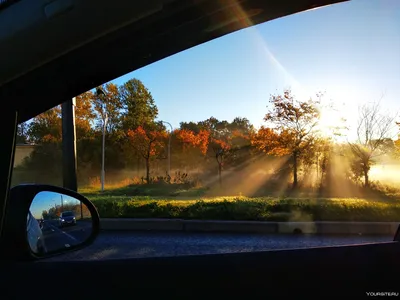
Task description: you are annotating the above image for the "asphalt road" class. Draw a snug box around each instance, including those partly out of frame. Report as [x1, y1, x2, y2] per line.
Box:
[42, 231, 393, 261]
[41, 220, 92, 253]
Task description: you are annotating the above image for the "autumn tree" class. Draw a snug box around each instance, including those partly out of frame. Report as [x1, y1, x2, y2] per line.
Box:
[198, 117, 234, 186]
[48, 206, 62, 219]
[178, 117, 255, 185]
[210, 137, 231, 186]
[85, 84, 126, 174]
[93, 83, 123, 134]
[120, 79, 158, 130]
[74, 91, 96, 139]
[176, 125, 229, 186]
[16, 106, 63, 184]
[199, 117, 255, 186]
[251, 127, 289, 155]
[226, 117, 254, 167]
[179, 121, 202, 133]
[28, 106, 62, 143]
[16, 122, 29, 144]
[174, 128, 209, 170]
[19, 96, 93, 184]
[126, 123, 167, 183]
[42, 210, 49, 220]
[348, 102, 397, 187]
[300, 136, 333, 187]
[71, 91, 100, 177]
[27, 94, 96, 144]
[177, 122, 208, 166]
[24, 96, 98, 184]
[260, 89, 320, 188]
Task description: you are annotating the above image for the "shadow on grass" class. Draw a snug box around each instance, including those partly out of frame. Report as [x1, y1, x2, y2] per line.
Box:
[81, 177, 400, 203]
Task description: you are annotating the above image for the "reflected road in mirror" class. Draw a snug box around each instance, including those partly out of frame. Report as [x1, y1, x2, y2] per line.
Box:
[28, 191, 93, 255]
[40, 218, 92, 253]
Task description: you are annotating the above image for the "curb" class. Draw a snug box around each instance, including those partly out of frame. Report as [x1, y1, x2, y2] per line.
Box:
[100, 218, 399, 235]
[99, 218, 183, 231]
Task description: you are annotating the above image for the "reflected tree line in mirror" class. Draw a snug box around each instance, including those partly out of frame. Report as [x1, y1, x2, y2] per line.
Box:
[41, 202, 91, 221]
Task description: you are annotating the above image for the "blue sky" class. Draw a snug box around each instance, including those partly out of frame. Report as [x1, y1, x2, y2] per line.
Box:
[109, 0, 400, 140]
[30, 191, 80, 219]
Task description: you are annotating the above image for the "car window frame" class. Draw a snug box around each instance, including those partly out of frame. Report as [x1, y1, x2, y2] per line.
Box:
[0, 112, 18, 241]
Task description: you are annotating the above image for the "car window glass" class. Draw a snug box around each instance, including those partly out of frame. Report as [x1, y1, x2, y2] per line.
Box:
[11, 0, 400, 259]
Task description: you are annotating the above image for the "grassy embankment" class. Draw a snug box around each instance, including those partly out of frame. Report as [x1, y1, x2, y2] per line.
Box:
[79, 179, 400, 222]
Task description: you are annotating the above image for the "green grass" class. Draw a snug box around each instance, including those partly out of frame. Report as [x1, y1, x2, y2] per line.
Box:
[81, 190, 400, 222]
[78, 181, 400, 222]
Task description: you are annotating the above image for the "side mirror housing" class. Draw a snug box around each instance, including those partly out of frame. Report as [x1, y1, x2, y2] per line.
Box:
[1, 184, 100, 261]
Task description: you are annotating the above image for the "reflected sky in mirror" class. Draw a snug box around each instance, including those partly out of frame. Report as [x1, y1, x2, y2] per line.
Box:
[30, 191, 80, 219]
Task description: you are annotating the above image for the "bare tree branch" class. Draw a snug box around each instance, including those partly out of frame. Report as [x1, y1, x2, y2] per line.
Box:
[348, 100, 397, 186]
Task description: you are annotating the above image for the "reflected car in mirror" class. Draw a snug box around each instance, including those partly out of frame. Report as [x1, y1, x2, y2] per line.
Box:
[58, 211, 76, 228]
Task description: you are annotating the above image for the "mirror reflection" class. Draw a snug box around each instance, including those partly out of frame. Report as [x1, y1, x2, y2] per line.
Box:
[28, 191, 93, 255]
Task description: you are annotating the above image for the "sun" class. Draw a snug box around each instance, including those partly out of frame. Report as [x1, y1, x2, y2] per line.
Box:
[317, 106, 346, 140]
[314, 87, 363, 141]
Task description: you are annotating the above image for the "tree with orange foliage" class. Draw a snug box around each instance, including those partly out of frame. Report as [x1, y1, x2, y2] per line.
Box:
[209, 136, 231, 186]
[173, 128, 209, 172]
[178, 118, 231, 186]
[24, 95, 97, 183]
[255, 89, 320, 188]
[75, 90, 96, 139]
[28, 93, 96, 144]
[251, 126, 291, 156]
[178, 117, 254, 186]
[199, 118, 232, 186]
[175, 128, 209, 155]
[28, 105, 62, 143]
[126, 123, 167, 183]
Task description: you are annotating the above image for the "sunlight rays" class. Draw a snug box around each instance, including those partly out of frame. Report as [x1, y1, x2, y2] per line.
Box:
[228, 156, 288, 197]
[201, 153, 292, 197]
[249, 28, 305, 95]
[327, 154, 355, 197]
[218, 0, 304, 93]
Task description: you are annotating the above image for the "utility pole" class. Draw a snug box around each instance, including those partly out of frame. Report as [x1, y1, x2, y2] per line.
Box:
[62, 98, 82, 219]
[62, 98, 78, 191]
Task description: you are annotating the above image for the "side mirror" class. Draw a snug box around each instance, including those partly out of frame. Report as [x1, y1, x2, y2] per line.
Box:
[2, 184, 100, 260]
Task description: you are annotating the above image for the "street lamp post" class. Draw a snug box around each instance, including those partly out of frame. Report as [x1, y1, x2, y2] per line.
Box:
[161, 121, 173, 176]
